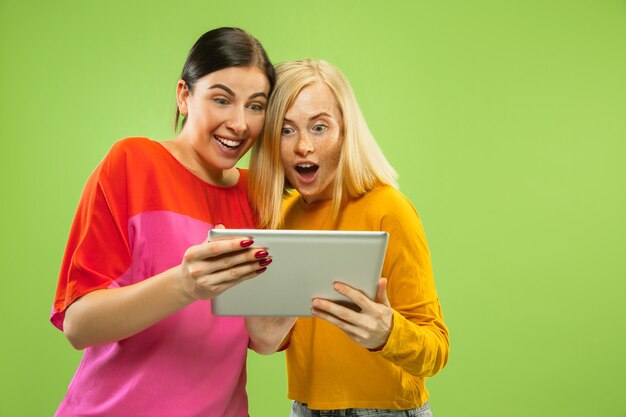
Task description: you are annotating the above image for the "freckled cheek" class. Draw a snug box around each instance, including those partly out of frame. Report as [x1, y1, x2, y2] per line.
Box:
[322, 142, 343, 172]
[331, 149, 342, 169]
[279, 148, 297, 182]
[279, 143, 290, 165]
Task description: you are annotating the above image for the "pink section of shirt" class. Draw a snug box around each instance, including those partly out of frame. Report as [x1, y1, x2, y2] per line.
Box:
[55, 211, 249, 417]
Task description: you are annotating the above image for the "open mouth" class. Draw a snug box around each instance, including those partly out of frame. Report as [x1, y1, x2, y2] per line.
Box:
[295, 163, 319, 180]
[214, 135, 243, 150]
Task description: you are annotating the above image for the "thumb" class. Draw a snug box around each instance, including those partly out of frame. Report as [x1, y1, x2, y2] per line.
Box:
[375, 278, 391, 307]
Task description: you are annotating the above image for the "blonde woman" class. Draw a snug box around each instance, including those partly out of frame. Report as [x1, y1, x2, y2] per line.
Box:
[249, 60, 449, 416]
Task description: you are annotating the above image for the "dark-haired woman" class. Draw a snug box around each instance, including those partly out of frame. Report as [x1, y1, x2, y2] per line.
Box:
[51, 27, 278, 417]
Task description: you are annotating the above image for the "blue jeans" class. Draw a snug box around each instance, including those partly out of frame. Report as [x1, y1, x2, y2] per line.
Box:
[289, 401, 433, 417]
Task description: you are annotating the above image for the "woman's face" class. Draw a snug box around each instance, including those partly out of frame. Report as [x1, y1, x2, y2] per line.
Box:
[178, 66, 270, 174]
[280, 81, 343, 204]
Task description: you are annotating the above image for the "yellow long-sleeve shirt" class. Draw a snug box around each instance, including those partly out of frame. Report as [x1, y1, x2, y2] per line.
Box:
[282, 185, 449, 410]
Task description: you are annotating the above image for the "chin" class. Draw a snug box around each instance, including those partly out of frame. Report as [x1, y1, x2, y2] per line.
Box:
[300, 191, 320, 204]
[216, 156, 243, 170]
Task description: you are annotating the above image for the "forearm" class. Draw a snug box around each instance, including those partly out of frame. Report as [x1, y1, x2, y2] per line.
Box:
[63, 265, 193, 349]
[245, 317, 296, 355]
[375, 309, 449, 377]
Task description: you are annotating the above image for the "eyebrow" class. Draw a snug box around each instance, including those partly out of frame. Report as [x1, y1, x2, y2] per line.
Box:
[284, 112, 334, 123]
[208, 84, 267, 100]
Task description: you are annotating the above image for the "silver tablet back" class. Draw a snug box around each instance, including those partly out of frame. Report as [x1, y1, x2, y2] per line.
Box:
[209, 229, 388, 316]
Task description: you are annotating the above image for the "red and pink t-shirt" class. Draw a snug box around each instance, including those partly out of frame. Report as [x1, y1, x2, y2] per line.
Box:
[51, 137, 256, 417]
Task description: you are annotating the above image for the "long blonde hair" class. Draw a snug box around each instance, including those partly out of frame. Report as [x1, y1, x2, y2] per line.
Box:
[249, 59, 398, 229]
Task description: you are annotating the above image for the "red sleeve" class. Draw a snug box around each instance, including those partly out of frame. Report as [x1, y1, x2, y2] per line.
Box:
[51, 142, 132, 331]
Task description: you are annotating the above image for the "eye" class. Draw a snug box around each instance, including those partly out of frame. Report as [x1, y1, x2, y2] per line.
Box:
[247, 102, 265, 112]
[312, 124, 328, 133]
[213, 97, 230, 106]
[281, 127, 295, 136]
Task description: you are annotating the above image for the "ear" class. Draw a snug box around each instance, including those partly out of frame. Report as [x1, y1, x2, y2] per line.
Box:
[176, 80, 190, 116]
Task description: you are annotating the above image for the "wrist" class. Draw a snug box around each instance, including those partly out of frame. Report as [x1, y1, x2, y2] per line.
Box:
[368, 310, 395, 352]
[168, 264, 198, 306]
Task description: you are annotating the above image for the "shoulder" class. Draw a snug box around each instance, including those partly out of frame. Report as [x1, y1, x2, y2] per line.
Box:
[351, 185, 427, 239]
[358, 185, 417, 217]
[361, 184, 406, 201]
[99, 137, 166, 174]
[87, 137, 159, 190]
[107, 137, 158, 160]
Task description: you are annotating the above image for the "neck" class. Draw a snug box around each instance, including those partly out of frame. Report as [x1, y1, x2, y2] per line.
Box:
[300, 194, 332, 206]
[162, 135, 238, 187]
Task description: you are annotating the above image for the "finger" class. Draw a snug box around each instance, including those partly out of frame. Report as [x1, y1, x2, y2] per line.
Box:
[375, 278, 391, 308]
[184, 242, 269, 276]
[333, 282, 375, 311]
[199, 258, 269, 288]
[220, 266, 266, 288]
[209, 249, 271, 275]
[311, 305, 359, 332]
[311, 306, 368, 342]
[198, 237, 256, 259]
[311, 298, 363, 327]
[203, 267, 266, 298]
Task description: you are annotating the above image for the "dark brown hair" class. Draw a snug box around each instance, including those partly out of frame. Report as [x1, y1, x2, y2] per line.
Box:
[174, 27, 275, 131]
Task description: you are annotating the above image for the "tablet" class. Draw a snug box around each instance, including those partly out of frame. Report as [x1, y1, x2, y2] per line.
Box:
[209, 229, 388, 316]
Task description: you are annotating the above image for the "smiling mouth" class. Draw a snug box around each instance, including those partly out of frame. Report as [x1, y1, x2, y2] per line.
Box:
[295, 163, 319, 180]
[214, 135, 243, 150]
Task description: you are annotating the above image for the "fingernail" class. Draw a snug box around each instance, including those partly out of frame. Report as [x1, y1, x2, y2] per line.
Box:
[257, 267, 267, 274]
[259, 258, 273, 267]
[240, 239, 254, 247]
[255, 250, 269, 259]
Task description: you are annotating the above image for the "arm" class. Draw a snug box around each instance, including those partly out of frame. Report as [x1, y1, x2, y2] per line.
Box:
[312, 279, 448, 377]
[311, 192, 449, 377]
[245, 316, 296, 355]
[375, 300, 448, 377]
[64, 235, 269, 349]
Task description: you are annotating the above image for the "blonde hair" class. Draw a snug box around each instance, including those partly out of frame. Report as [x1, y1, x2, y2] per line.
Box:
[249, 59, 398, 229]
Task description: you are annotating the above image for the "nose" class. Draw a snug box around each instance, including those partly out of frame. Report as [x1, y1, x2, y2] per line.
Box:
[225, 107, 248, 136]
[294, 132, 314, 156]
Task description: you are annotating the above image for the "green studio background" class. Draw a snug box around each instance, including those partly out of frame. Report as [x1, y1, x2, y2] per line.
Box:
[1, 1, 625, 416]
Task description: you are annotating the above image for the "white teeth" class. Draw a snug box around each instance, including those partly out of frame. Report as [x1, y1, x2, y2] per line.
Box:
[215, 136, 241, 148]
[297, 163, 315, 168]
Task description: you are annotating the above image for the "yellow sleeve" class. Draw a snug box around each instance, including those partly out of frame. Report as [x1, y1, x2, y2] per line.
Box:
[371, 189, 449, 377]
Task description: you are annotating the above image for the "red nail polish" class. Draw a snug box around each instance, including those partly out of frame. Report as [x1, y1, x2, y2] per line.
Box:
[257, 267, 267, 274]
[259, 258, 273, 267]
[255, 250, 269, 259]
[240, 239, 254, 247]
